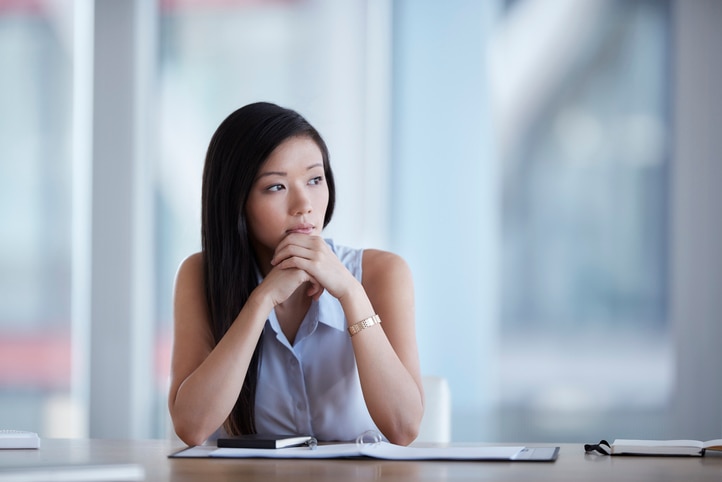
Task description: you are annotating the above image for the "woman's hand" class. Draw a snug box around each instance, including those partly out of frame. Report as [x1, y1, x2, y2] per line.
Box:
[258, 257, 323, 307]
[270, 234, 358, 300]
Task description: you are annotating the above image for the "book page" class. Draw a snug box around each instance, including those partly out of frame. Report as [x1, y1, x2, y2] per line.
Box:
[207, 442, 525, 461]
[703, 439, 722, 451]
[360, 443, 523, 461]
[614, 439, 704, 448]
[612, 439, 704, 456]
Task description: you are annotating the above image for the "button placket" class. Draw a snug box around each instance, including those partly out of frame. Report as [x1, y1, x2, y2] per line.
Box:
[287, 352, 312, 434]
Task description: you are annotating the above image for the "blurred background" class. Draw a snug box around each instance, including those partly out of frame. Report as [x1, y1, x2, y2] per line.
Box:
[1, 0, 720, 443]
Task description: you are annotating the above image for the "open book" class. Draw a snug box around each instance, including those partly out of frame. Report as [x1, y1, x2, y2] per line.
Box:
[587, 439, 722, 456]
[171, 441, 559, 462]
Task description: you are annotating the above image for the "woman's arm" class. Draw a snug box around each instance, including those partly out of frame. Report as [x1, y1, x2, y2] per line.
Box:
[350, 249, 424, 446]
[167, 253, 269, 446]
[168, 252, 316, 446]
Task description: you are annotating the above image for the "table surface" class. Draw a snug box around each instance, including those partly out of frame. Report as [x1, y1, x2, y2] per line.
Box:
[1, 438, 721, 481]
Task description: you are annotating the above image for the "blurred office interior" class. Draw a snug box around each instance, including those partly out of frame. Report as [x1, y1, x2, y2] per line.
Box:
[0, 0, 720, 442]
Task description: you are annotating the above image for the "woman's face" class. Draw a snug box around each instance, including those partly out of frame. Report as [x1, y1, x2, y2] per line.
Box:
[245, 136, 329, 266]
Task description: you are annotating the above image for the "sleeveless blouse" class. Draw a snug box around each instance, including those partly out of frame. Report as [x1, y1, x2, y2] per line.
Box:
[253, 239, 380, 441]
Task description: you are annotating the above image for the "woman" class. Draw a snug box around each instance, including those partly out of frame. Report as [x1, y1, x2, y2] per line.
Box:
[168, 102, 424, 447]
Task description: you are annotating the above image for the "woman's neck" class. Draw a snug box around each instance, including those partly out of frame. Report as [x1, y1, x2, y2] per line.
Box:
[274, 283, 313, 344]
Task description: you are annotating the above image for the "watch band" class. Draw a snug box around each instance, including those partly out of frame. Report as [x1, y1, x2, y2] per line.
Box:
[348, 314, 382, 336]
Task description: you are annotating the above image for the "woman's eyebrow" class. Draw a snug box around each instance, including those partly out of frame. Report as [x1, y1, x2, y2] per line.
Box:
[256, 163, 323, 180]
[256, 170, 286, 180]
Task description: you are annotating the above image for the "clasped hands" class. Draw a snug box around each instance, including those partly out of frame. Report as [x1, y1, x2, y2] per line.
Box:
[263, 234, 356, 306]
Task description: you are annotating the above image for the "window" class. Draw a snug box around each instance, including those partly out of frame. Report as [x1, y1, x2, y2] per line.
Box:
[0, 1, 77, 436]
[493, 0, 672, 441]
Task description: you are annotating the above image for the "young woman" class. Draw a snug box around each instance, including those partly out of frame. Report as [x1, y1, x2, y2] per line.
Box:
[168, 102, 424, 447]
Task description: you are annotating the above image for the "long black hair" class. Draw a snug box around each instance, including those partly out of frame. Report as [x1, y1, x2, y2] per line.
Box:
[201, 102, 336, 434]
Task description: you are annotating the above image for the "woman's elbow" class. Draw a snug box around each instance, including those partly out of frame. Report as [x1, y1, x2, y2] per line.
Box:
[385, 422, 421, 447]
[177, 431, 208, 447]
[173, 421, 212, 447]
[385, 409, 423, 446]
[169, 405, 215, 447]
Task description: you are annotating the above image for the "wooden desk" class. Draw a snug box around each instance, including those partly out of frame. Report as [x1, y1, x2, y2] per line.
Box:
[1, 438, 721, 481]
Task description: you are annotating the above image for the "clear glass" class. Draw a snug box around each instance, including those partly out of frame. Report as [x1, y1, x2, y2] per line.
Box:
[0, 0, 676, 443]
[496, 0, 672, 441]
[0, 2, 75, 436]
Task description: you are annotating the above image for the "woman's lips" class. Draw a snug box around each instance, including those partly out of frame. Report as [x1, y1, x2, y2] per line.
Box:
[286, 224, 314, 235]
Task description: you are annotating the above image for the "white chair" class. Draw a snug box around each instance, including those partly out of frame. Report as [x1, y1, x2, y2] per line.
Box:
[415, 375, 451, 443]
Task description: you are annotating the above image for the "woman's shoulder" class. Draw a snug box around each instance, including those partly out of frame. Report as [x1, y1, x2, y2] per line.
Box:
[327, 240, 411, 283]
[176, 252, 204, 284]
[360, 249, 414, 317]
[179, 251, 203, 269]
[328, 240, 405, 268]
[173, 252, 211, 328]
[362, 248, 406, 266]
[361, 249, 412, 284]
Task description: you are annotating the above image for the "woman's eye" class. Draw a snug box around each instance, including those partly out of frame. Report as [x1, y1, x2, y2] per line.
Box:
[266, 184, 285, 192]
[309, 176, 324, 185]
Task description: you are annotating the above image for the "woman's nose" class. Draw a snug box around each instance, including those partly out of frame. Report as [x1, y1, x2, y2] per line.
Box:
[290, 189, 312, 215]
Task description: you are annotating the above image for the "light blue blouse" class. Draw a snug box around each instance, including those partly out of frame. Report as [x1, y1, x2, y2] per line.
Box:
[253, 239, 380, 441]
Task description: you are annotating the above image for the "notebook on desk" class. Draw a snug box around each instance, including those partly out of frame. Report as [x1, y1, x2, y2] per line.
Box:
[0, 430, 39, 450]
[171, 442, 560, 462]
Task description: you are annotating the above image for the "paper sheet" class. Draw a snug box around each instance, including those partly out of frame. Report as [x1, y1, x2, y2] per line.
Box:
[173, 442, 526, 461]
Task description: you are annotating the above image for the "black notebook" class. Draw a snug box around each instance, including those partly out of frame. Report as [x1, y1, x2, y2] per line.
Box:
[585, 438, 722, 456]
[217, 434, 316, 449]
